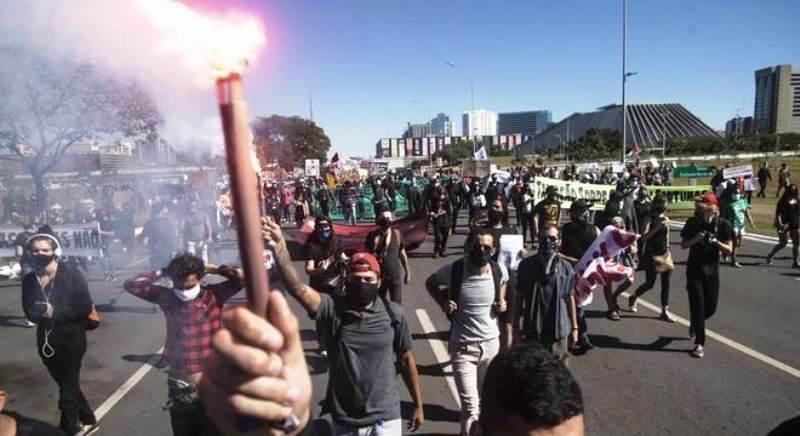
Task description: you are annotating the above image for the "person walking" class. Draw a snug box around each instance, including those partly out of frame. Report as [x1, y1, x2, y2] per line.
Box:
[124, 254, 245, 436]
[515, 226, 578, 363]
[721, 184, 755, 268]
[430, 191, 452, 258]
[180, 200, 212, 264]
[21, 234, 98, 436]
[680, 193, 734, 358]
[532, 186, 561, 245]
[766, 184, 800, 267]
[304, 216, 346, 356]
[757, 161, 772, 198]
[519, 185, 536, 247]
[425, 227, 508, 435]
[263, 219, 425, 435]
[628, 195, 675, 322]
[777, 163, 791, 198]
[365, 209, 411, 303]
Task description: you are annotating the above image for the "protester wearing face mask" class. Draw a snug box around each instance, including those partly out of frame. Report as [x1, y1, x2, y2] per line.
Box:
[766, 184, 800, 267]
[467, 180, 486, 228]
[516, 226, 578, 363]
[426, 228, 508, 435]
[482, 198, 521, 348]
[720, 184, 755, 268]
[365, 209, 411, 303]
[559, 200, 600, 351]
[430, 193, 453, 258]
[304, 216, 346, 356]
[124, 253, 245, 435]
[628, 195, 676, 322]
[21, 234, 98, 435]
[262, 218, 424, 434]
[680, 193, 734, 358]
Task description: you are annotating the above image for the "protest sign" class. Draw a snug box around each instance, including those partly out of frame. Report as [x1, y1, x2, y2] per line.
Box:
[498, 234, 524, 271]
[673, 166, 714, 178]
[0, 222, 102, 258]
[612, 162, 625, 173]
[463, 159, 492, 178]
[305, 159, 320, 177]
[723, 164, 753, 179]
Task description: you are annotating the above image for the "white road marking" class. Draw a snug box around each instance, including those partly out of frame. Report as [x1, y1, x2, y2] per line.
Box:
[94, 346, 164, 422]
[621, 292, 800, 379]
[415, 309, 461, 407]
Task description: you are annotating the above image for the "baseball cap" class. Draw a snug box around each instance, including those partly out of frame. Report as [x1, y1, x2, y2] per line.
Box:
[570, 199, 590, 213]
[694, 192, 718, 206]
[348, 252, 381, 275]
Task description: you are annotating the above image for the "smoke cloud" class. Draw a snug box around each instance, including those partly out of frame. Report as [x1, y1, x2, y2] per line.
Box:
[0, 0, 266, 156]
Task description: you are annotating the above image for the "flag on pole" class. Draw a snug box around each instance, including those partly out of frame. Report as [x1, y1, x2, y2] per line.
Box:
[330, 152, 340, 168]
[572, 225, 638, 306]
[474, 146, 488, 160]
[626, 143, 641, 157]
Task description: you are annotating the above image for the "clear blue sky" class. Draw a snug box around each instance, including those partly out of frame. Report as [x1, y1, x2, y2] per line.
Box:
[221, 0, 798, 157]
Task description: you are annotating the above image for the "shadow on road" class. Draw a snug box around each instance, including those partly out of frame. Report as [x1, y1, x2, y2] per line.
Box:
[590, 334, 690, 352]
[121, 353, 166, 368]
[401, 401, 460, 424]
[0, 315, 31, 328]
[412, 331, 449, 342]
[416, 362, 453, 378]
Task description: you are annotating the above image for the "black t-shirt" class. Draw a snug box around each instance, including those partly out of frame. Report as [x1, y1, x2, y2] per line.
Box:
[560, 221, 597, 261]
[777, 197, 800, 229]
[680, 216, 734, 275]
[14, 231, 33, 263]
[304, 241, 344, 296]
[365, 229, 404, 278]
[644, 218, 668, 257]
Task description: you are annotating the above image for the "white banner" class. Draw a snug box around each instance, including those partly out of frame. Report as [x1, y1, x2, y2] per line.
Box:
[530, 177, 613, 210]
[0, 222, 103, 258]
[723, 164, 753, 179]
[305, 159, 320, 177]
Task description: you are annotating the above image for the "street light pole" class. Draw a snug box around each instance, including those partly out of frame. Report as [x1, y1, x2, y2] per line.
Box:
[621, 0, 637, 165]
[445, 61, 476, 152]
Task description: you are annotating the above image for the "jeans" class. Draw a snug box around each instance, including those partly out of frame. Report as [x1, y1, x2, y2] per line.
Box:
[635, 267, 672, 307]
[433, 224, 449, 255]
[450, 337, 500, 436]
[42, 346, 95, 433]
[576, 306, 590, 344]
[331, 418, 402, 436]
[686, 272, 720, 346]
[185, 240, 209, 263]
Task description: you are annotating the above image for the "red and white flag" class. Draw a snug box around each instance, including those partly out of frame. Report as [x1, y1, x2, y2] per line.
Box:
[572, 225, 638, 306]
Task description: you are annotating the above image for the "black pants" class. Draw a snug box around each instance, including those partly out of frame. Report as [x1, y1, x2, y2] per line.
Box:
[380, 274, 403, 304]
[170, 401, 221, 436]
[433, 224, 449, 255]
[320, 201, 329, 218]
[451, 204, 460, 232]
[520, 213, 534, 245]
[757, 179, 767, 198]
[634, 267, 671, 307]
[43, 347, 95, 433]
[686, 272, 719, 346]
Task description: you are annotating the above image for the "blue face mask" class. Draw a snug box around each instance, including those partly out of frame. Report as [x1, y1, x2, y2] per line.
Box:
[319, 229, 332, 240]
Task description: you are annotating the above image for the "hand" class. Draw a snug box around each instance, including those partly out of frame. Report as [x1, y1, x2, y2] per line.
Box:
[495, 299, 507, 314]
[408, 404, 424, 432]
[404, 270, 412, 284]
[205, 263, 220, 274]
[199, 292, 311, 435]
[570, 328, 579, 345]
[443, 300, 458, 315]
[262, 217, 288, 251]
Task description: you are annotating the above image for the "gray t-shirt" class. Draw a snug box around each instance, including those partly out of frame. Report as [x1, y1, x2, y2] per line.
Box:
[434, 260, 508, 345]
[315, 294, 413, 427]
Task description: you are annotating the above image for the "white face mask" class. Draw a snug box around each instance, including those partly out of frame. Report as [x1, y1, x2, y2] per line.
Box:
[173, 283, 202, 302]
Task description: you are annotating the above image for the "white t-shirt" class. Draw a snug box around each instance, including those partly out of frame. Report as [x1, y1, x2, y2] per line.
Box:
[434, 261, 508, 345]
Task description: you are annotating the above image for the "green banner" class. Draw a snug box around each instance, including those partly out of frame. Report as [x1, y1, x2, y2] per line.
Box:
[673, 166, 713, 178]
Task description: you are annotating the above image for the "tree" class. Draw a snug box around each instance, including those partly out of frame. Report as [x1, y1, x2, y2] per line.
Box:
[0, 47, 163, 213]
[432, 138, 473, 165]
[251, 115, 331, 170]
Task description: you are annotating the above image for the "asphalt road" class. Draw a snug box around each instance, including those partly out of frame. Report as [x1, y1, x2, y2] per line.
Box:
[1, 212, 798, 435]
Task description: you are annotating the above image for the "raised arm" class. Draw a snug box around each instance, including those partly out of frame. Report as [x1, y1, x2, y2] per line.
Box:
[262, 218, 322, 315]
[124, 270, 169, 303]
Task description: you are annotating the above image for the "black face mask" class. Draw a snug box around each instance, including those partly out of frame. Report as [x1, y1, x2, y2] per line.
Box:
[540, 238, 558, 258]
[468, 246, 491, 267]
[488, 209, 503, 224]
[377, 217, 391, 229]
[346, 281, 380, 307]
[32, 254, 55, 269]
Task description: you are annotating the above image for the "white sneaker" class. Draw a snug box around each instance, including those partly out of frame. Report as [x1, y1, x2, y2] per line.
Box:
[690, 345, 704, 358]
[74, 424, 99, 436]
[660, 309, 676, 323]
[24, 320, 35, 328]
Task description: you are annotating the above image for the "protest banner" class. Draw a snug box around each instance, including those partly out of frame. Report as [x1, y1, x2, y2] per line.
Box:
[285, 214, 429, 258]
[673, 166, 713, 178]
[572, 225, 638, 306]
[463, 159, 492, 178]
[305, 159, 320, 177]
[0, 222, 102, 258]
[723, 164, 753, 179]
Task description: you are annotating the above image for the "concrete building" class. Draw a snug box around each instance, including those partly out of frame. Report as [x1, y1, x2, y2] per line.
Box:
[754, 65, 800, 134]
[430, 113, 455, 136]
[725, 116, 754, 136]
[517, 103, 718, 154]
[403, 123, 432, 138]
[374, 134, 527, 159]
[462, 109, 497, 137]
[497, 110, 552, 135]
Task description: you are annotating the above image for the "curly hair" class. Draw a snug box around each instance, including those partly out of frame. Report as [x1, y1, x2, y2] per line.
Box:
[165, 253, 205, 280]
[480, 342, 583, 431]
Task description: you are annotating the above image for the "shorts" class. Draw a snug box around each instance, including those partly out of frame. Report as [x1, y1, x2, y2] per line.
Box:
[734, 227, 745, 237]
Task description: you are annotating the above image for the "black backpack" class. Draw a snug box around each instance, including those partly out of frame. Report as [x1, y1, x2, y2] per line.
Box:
[448, 258, 503, 320]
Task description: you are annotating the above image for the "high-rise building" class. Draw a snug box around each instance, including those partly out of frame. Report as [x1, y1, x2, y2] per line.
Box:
[430, 113, 455, 136]
[462, 109, 497, 136]
[402, 122, 432, 138]
[497, 110, 552, 135]
[754, 65, 800, 134]
[725, 116, 754, 136]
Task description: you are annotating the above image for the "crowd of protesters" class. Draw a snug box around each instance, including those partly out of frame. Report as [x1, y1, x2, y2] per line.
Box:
[4, 157, 800, 436]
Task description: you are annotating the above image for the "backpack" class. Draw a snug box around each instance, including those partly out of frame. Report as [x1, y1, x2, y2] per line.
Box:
[448, 258, 502, 320]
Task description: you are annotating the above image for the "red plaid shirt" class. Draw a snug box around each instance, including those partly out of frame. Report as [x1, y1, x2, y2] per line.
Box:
[124, 270, 244, 374]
